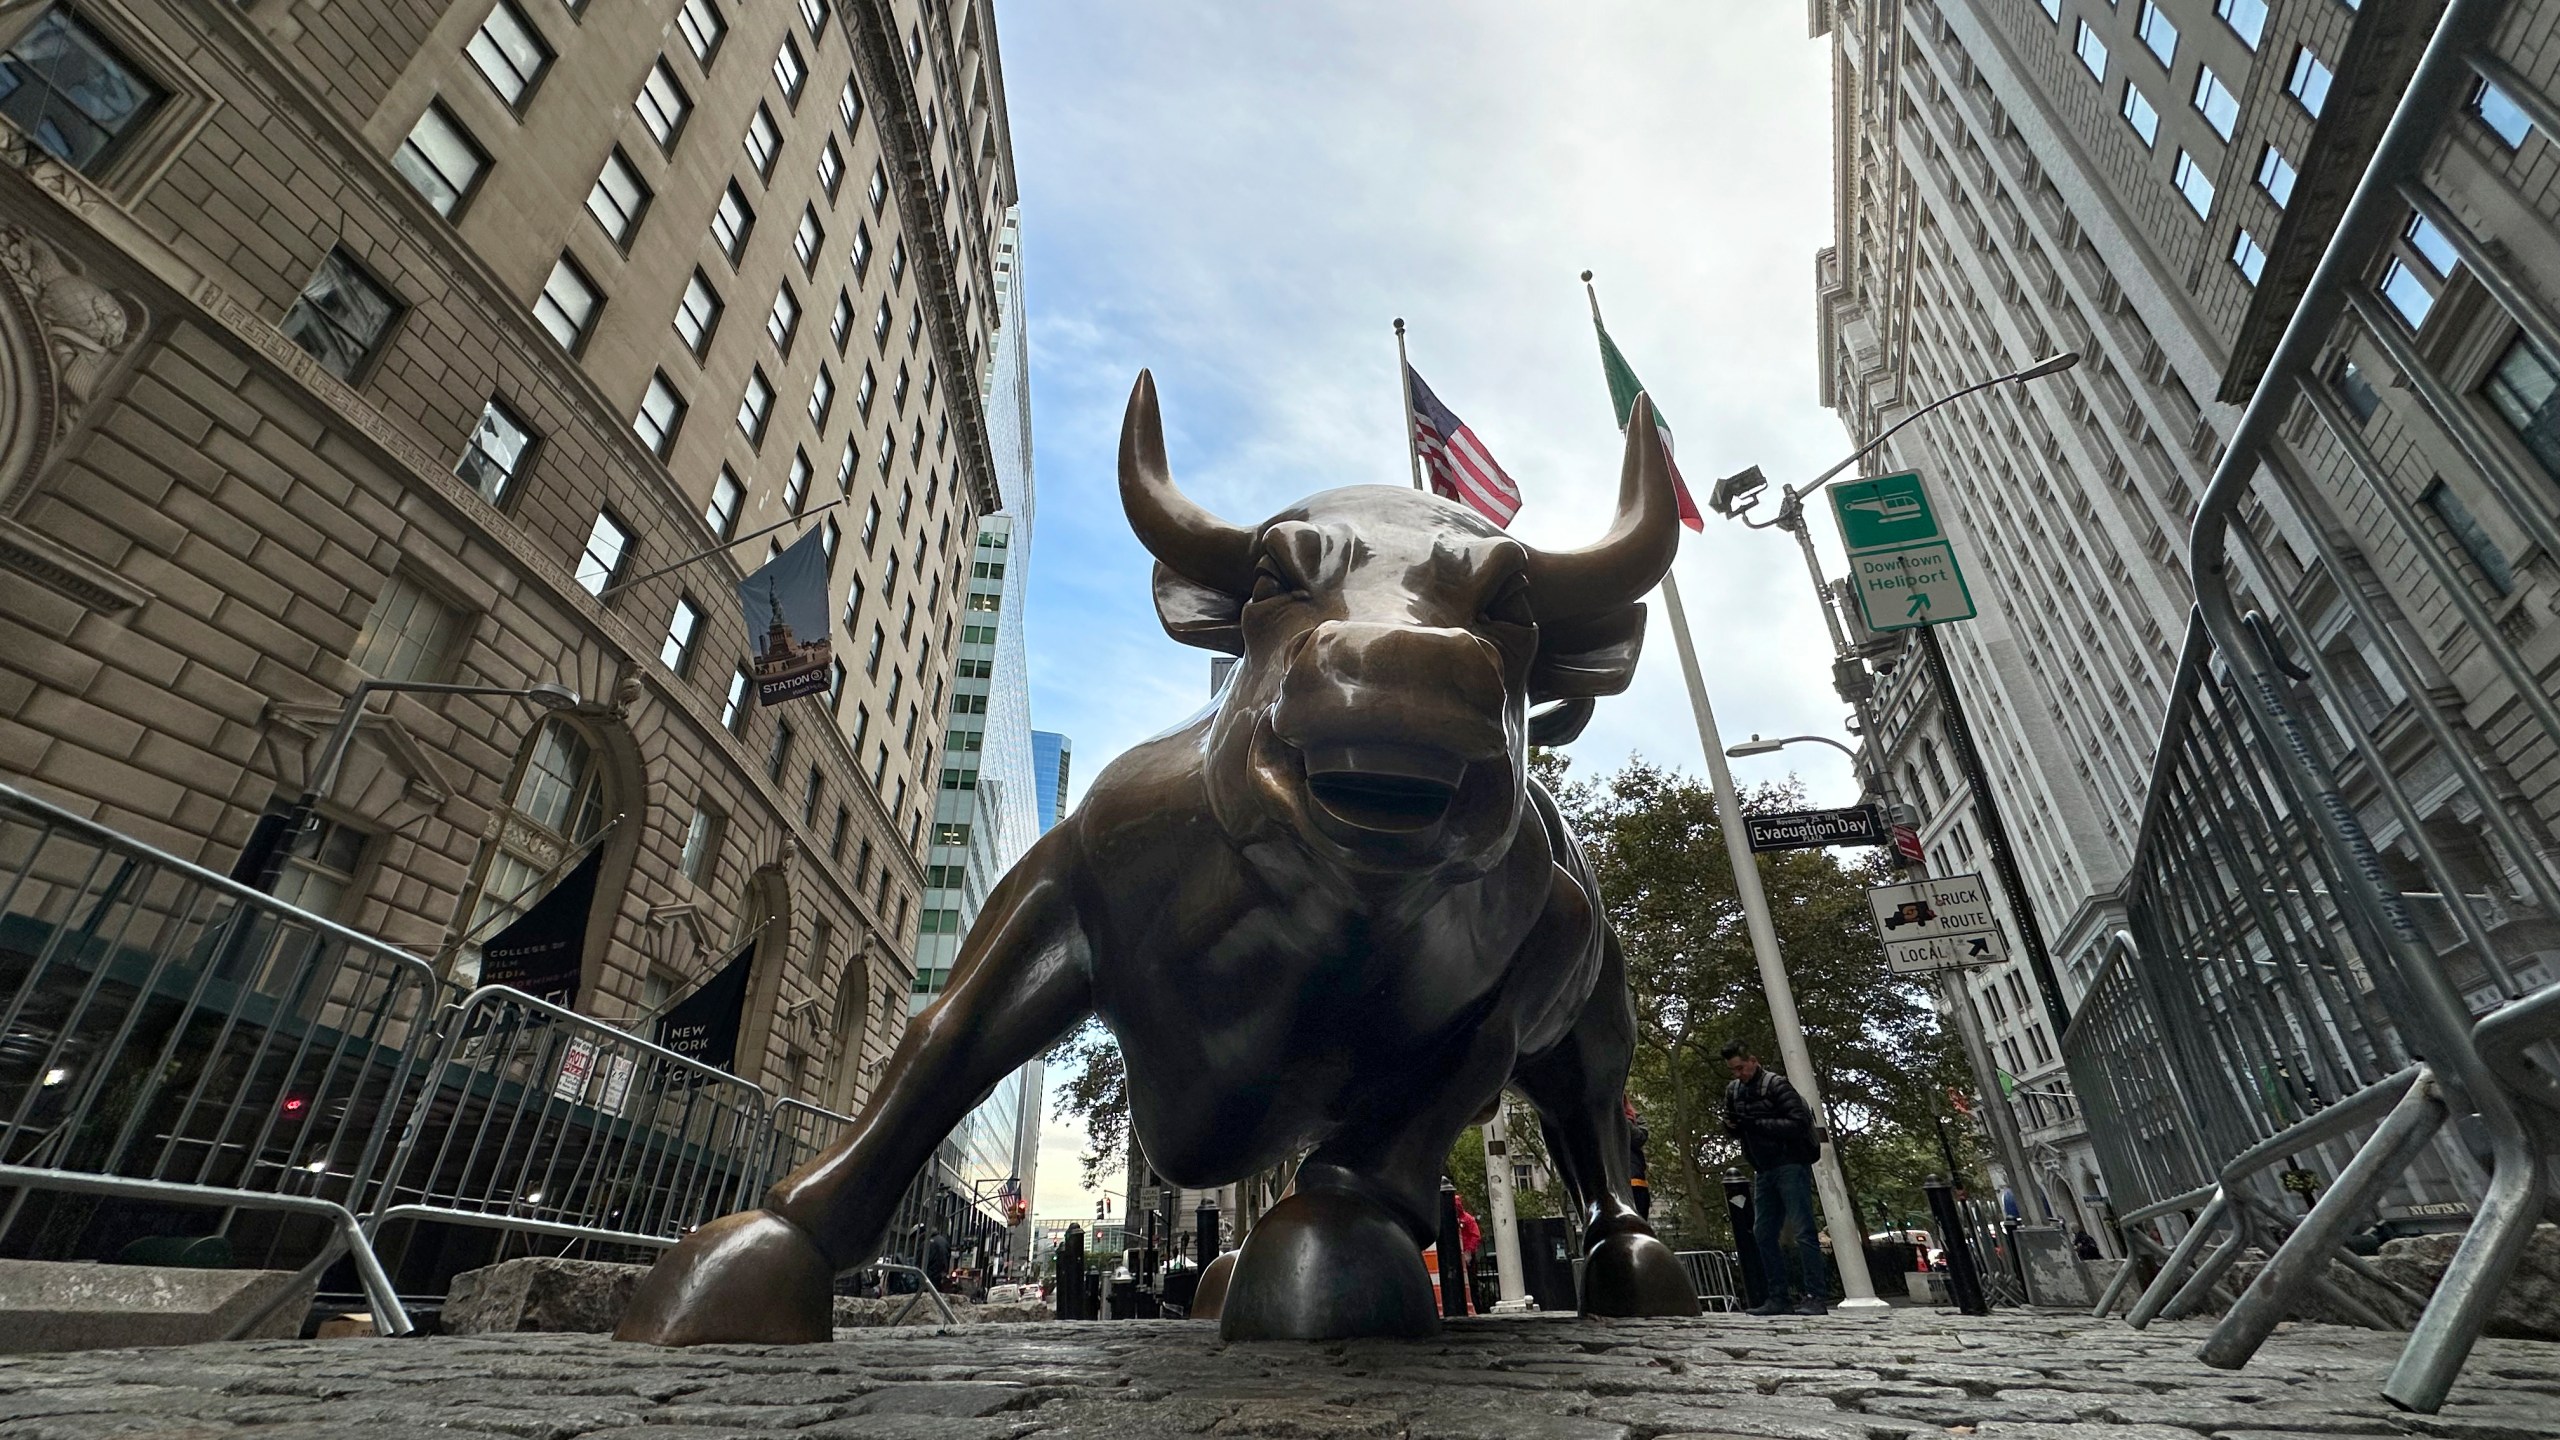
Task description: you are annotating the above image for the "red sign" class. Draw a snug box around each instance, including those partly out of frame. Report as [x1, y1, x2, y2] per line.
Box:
[1891, 824, 1924, 865]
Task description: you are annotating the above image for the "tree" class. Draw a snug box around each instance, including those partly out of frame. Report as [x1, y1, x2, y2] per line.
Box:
[1542, 754, 1969, 1250]
[1044, 1019, 1127, 1190]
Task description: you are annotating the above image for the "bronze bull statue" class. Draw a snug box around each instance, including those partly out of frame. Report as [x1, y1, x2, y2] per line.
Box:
[615, 372, 1699, 1343]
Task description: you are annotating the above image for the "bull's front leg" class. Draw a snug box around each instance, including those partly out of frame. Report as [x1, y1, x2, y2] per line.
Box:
[614, 828, 1094, 1345]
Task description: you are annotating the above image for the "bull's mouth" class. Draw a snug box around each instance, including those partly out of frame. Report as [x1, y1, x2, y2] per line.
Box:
[1300, 745, 1465, 835]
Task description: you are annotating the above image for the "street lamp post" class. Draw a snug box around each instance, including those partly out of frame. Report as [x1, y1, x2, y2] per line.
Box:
[248, 679, 580, 894]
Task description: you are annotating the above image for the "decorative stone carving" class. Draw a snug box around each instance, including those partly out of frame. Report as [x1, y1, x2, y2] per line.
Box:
[0, 223, 143, 508]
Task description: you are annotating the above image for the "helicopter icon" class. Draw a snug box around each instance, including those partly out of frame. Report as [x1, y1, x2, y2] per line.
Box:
[1841, 491, 1928, 526]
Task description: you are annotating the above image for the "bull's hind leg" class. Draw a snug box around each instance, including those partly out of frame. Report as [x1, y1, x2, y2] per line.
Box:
[1219, 1019, 1516, 1341]
[1512, 927, 1700, 1318]
[615, 832, 1092, 1345]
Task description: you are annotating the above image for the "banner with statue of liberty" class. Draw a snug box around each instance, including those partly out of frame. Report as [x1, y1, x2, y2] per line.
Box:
[737, 528, 833, 705]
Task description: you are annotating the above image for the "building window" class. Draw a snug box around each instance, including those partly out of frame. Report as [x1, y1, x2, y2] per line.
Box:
[575, 509, 633, 595]
[2406, 213, 2460, 277]
[797, 0, 826, 37]
[856, 363, 879, 418]
[817, 136, 844, 199]
[890, 237, 908, 288]
[273, 814, 370, 921]
[743, 102, 781, 180]
[0, 8, 163, 175]
[872, 297, 893, 347]
[2378, 214, 2460, 329]
[809, 364, 835, 427]
[584, 146, 651, 245]
[2287, 48, 2332, 118]
[705, 465, 745, 538]
[843, 573, 865, 624]
[850, 222, 873, 279]
[2216, 0, 2266, 50]
[767, 720, 793, 781]
[2380, 257, 2434, 327]
[466, 0, 550, 110]
[712, 182, 755, 264]
[867, 160, 889, 212]
[893, 362, 911, 411]
[721, 666, 752, 732]
[831, 290, 854, 351]
[904, 302, 921, 348]
[533, 254, 601, 352]
[802, 763, 824, 823]
[2135, 1, 2176, 67]
[861, 497, 880, 550]
[793, 205, 824, 273]
[2469, 77, 2533, 150]
[767, 279, 801, 353]
[661, 594, 704, 674]
[674, 270, 722, 356]
[835, 438, 857, 493]
[280, 248, 402, 381]
[2172, 149, 2214, 218]
[2332, 357, 2381, 424]
[2192, 68, 2238, 140]
[2483, 336, 2560, 483]
[2230, 229, 2266, 285]
[2120, 85, 2159, 147]
[876, 430, 894, 475]
[457, 397, 535, 503]
[822, 515, 841, 568]
[351, 572, 462, 682]
[2420, 480, 2516, 596]
[851, 703, 870, 750]
[395, 102, 489, 218]
[839, 75, 864, 131]
[637, 59, 691, 150]
[634, 370, 686, 456]
[773, 34, 807, 102]
[866, 622, 885, 675]
[2255, 145, 2296, 207]
[681, 804, 724, 885]
[2073, 21, 2106, 82]
[676, 0, 724, 64]
[738, 366, 775, 442]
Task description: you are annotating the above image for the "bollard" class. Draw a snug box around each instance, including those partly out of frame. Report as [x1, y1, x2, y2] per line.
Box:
[1196, 1201, 1219, 1267]
[1436, 1179, 1467, 1317]
[1723, 1169, 1767, 1309]
[1924, 1177, 1989, 1315]
[1056, 1223, 1086, 1321]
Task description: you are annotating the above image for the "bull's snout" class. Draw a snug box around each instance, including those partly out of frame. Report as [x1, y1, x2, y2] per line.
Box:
[1273, 623, 1510, 837]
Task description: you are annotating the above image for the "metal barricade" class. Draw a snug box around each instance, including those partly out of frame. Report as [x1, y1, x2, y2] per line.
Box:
[0, 781, 434, 1334]
[1955, 1198, 2025, 1308]
[1673, 1249, 1745, 1311]
[762, 1095, 853, 1190]
[2055, 0, 2560, 1411]
[363, 986, 771, 1257]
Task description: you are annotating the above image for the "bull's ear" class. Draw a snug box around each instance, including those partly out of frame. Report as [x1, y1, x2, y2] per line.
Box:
[1153, 561, 1245, 654]
[1529, 602, 1645, 701]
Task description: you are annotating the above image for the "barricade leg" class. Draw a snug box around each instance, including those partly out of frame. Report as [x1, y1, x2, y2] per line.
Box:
[2127, 1192, 2225, 1328]
[2202, 1072, 2445, 1369]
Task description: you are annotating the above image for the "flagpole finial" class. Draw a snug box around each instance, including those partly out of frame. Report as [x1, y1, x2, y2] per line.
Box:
[1394, 317, 1405, 335]
[1580, 270, 1593, 283]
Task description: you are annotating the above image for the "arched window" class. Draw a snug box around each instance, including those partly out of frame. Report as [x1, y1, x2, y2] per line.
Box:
[826, 951, 870, 1115]
[449, 717, 613, 985]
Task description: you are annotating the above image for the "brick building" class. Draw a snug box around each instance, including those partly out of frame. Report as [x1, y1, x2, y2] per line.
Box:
[0, 0, 1019, 1111]
[1817, 0, 2560, 1230]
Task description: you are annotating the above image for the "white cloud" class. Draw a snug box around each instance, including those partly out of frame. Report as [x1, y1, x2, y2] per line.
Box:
[1006, 0, 1864, 1213]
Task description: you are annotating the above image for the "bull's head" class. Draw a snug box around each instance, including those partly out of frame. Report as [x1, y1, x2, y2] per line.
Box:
[1119, 371, 1679, 877]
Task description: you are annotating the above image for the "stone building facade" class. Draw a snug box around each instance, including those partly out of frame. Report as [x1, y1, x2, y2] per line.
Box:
[0, 0, 1019, 1115]
[1817, 0, 2560, 1228]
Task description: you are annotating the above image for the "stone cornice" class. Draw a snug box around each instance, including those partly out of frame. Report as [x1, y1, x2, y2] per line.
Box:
[834, 0, 1003, 518]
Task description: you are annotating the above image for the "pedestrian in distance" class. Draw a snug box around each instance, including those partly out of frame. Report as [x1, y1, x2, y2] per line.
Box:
[1722, 1040, 1829, 1316]
[1624, 1096, 1653, 1220]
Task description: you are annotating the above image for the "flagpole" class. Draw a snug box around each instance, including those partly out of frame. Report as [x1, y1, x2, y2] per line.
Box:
[1393, 318, 1426, 492]
[1582, 271, 1885, 1312]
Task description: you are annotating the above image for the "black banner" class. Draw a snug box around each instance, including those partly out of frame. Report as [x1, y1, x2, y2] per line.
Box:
[1743, 805, 1886, 854]
[478, 848, 602, 1006]
[655, 936, 758, 1074]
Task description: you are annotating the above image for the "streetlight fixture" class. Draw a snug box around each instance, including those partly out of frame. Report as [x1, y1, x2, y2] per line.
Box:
[248, 679, 581, 894]
[1725, 733, 1860, 764]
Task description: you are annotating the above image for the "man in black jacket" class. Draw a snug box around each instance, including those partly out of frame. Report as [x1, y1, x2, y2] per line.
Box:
[1723, 1041, 1828, 1315]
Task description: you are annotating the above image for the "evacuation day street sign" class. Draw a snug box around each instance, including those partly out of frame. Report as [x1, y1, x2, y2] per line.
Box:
[1828, 470, 1977, 632]
[1864, 871, 2010, 976]
[1743, 805, 1886, 854]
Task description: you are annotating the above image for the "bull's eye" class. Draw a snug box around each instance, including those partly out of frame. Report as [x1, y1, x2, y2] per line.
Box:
[1250, 560, 1296, 605]
[1483, 576, 1535, 629]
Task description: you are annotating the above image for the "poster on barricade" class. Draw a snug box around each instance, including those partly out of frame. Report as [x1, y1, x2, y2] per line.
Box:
[655, 936, 758, 1074]
[479, 848, 602, 1006]
[738, 529, 834, 706]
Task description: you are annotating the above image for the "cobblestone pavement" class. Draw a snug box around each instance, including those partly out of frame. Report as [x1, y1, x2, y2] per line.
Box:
[3, 1309, 2558, 1440]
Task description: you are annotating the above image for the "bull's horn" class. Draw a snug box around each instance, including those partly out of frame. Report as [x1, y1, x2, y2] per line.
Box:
[1525, 392, 1681, 617]
[1119, 370, 1255, 595]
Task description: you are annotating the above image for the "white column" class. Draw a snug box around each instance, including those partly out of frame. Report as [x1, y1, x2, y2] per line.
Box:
[1482, 1107, 1531, 1310]
[1660, 570, 1885, 1310]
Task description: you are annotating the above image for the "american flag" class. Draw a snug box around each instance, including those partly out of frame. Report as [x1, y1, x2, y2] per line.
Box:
[1406, 364, 1522, 527]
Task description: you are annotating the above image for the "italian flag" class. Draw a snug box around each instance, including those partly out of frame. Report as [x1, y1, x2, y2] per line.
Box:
[1592, 319, 1706, 531]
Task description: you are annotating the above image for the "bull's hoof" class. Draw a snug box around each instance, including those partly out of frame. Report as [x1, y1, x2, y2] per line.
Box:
[613, 1208, 835, 1345]
[1189, 1250, 1237, 1321]
[1580, 1217, 1702, 1317]
[1219, 1188, 1440, 1341]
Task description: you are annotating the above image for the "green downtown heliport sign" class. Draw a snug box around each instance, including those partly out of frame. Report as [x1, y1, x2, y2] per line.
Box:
[1827, 469, 1977, 632]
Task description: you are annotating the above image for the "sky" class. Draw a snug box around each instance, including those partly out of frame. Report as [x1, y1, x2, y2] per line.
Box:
[997, 1, 1858, 1219]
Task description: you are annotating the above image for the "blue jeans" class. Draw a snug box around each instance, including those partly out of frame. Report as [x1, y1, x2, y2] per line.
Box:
[1753, 1163, 1826, 1303]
